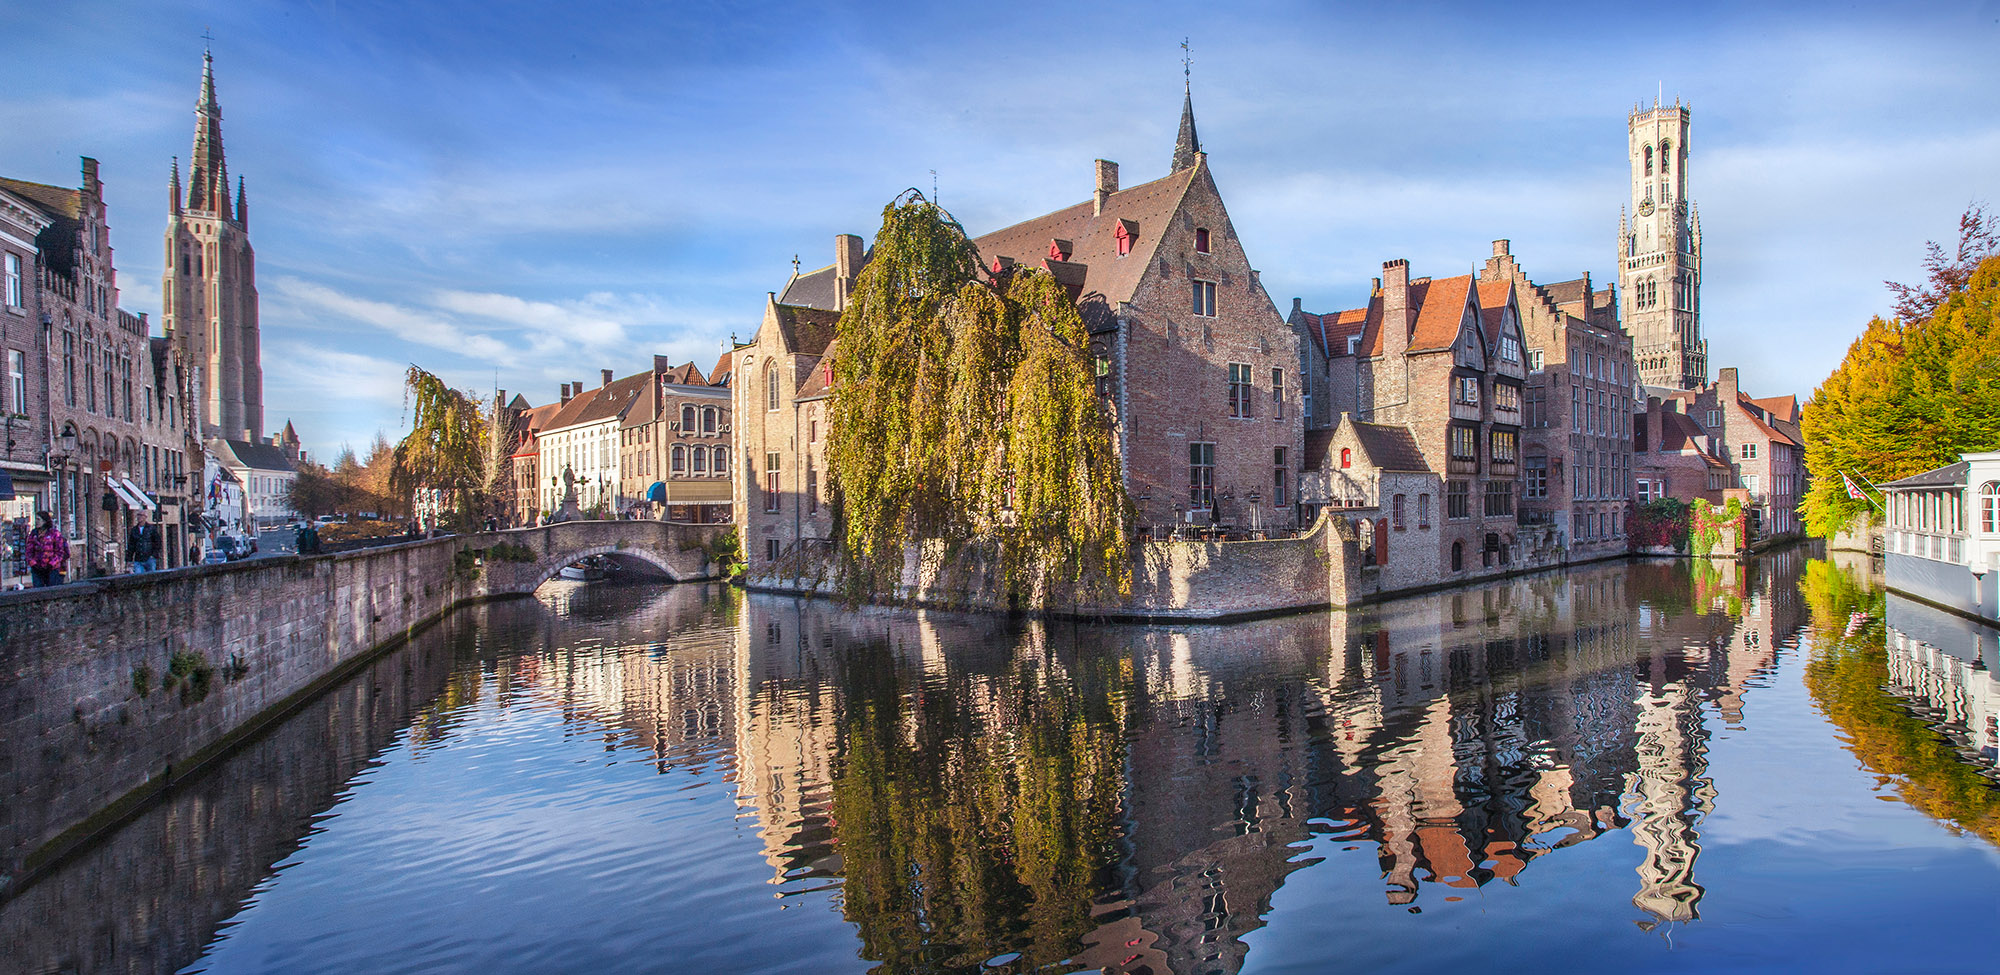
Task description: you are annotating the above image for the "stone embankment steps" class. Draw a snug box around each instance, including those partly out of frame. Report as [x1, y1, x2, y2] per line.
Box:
[0, 520, 725, 899]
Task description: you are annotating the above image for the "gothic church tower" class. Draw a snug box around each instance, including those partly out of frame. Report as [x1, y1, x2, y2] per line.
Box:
[163, 50, 262, 441]
[1620, 98, 1705, 390]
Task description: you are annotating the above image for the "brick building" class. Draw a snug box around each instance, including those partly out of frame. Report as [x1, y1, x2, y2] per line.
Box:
[738, 93, 1303, 570]
[506, 398, 561, 527]
[1645, 367, 1805, 539]
[1296, 258, 1535, 579]
[1, 185, 54, 580]
[620, 357, 732, 523]
[1478, 240, 1636, 559]
[1633, 398, 1730, 507]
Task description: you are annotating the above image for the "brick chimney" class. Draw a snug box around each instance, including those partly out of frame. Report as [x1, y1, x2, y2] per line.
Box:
[560, 383, 572, 405]
[1093, 159, 1119, 215]
[601, 368, 615, 388]
[834, 233, 865, 310]
[572, 380, 584, 400]
[1381, 259, 1412, 363]
[1718, 366, 1739, 402]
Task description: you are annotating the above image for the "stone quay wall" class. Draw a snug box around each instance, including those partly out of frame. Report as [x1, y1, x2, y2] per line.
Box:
[0, 520, 723, 896]
[749, 513, 1367, 620]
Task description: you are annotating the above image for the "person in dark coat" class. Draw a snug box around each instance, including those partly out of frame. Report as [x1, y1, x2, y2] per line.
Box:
[297, 521, 322, 555]
[126, 511, 162, 573]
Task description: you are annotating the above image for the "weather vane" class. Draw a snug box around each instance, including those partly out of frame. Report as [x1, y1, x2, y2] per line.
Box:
[202, 26, 214, 54]
[1181, 37, 1192, 91]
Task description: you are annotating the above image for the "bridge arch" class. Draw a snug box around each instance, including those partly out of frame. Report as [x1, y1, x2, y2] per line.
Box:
[474, 521, 726, 597]
[518, 544, 685, 593]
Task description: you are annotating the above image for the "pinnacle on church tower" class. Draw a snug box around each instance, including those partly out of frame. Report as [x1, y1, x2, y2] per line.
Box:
[1619, 96, 1705, 390]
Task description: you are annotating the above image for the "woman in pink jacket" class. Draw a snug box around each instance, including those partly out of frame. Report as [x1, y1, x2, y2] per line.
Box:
[26, 510, 68, 587]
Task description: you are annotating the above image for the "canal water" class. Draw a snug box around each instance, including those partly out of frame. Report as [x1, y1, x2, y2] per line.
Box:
[6, 549, 2000, 974]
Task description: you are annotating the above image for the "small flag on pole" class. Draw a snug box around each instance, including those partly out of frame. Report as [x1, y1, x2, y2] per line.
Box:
[1842, 472, 1866, 501]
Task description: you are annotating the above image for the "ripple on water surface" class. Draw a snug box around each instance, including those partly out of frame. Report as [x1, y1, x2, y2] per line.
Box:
[7, 555, 2000, 975]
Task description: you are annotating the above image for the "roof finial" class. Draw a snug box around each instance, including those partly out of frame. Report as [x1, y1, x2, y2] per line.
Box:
[1171, 40, 1201, 173]
[791, 254, 800, 275]
[202, 26, 214, 57]
[1181, 36, 1192, 93]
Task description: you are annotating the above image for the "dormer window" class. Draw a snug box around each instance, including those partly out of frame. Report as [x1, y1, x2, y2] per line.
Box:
[1194, 228, 1210, 254]
[1115, 220, 1136, 258]
[1048, 238, 1072, 261]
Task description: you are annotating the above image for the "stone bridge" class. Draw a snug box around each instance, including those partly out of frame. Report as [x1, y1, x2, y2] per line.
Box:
[0, 519, 728, 897]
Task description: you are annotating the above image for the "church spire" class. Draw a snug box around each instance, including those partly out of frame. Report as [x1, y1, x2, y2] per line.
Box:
[188, 49, 228, 215]
[170, 156, 183, 215]
[1171, 90, 1201, 173]
[1171, 39, 1201, 173]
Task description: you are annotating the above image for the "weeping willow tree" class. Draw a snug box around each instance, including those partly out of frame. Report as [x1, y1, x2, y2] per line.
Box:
[825, 192, 1133, 605]
[390, 366, 490, 529]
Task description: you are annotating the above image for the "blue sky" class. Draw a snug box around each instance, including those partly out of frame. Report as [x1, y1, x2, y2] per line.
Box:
[3, 0, 1995, 459]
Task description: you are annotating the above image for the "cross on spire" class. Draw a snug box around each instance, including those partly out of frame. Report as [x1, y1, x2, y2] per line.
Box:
[202, 26, 214, 54]
[1181, 37, 1192, 92]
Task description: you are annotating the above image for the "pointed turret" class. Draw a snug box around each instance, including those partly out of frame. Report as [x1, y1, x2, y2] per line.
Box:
[188, 50, 227, 215]
[1171, 89, 1201, 173]
[236, 175, 247, 229]
[170, 156, 183, 215]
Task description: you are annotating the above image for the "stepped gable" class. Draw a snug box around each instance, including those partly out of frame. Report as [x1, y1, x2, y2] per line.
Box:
[970, 167, 1197, 308]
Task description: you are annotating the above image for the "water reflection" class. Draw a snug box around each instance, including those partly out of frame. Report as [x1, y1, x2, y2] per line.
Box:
[8, 548, 2000, 975]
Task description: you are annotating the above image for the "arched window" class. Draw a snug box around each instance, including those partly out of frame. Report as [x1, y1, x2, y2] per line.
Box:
[682, 405, 696, 431]
[1451, 540, 1463, 572]
[1982, 482, 1998, 534]
[1340, 448, 1352, 469]
[671, 445, 686, 473]
[692, 446, 708, 474]
[714, 447, 729, 476]
[703, 407, 718, 435]
[1659, 140, 1672, 175]
[1644, 145, 1653, 176]
[765, 362, 779, 411]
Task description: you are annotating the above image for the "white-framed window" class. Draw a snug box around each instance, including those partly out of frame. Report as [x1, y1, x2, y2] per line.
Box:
[1741, 443, 1758, 460]
[1191, 279, 1216, 317]
[764, 452, 781, 512]
[671, 445, 686, 473]
[691, 446, 707, 474]
[7, 349, 23, 412]
[4, 253, 20, 308]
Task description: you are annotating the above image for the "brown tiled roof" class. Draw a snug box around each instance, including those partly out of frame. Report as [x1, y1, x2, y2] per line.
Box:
[1294, 305, 1370, 358]
[570, 372, 650, 425]
[1749, 394, 1799, 425]
[1541, 277, 1589, 307]
[970, 167, 1198, 309]
[1304, 428, 1336, 468]
[622, 376, 658, 429]
[0, 176, 83, 219]
[710, 348, 735, 385]
[1408, 275, 1474, 353]
[1475, 279, 1512, 345]
[774, 304, 840, 358]
[662, 361, 707, 386]
[1736, 394, 1802, 447]
[1347, 418, 1428, 472]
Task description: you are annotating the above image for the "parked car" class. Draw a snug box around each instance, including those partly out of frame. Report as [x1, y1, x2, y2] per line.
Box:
[316, 514, 342, 525]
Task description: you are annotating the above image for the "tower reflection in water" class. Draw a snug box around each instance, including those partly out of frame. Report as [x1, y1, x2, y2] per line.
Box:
[726, 552, 1805, 974]
[34, 548, 2000, 975]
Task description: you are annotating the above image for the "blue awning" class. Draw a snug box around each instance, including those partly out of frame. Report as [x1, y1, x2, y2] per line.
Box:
[645, 481, 667, 503]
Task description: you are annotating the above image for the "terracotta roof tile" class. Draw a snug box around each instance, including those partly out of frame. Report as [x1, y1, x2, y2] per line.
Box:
[1408, 275, 1474, 353]
[1475, 279, 1512, 344]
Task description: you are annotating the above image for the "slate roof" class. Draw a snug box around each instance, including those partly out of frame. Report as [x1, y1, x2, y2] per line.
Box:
[1540, 277, 1590, 307]
[1342, 417, 1428, 472]
[779, 264, 844, 310]
[212, 438, 296, 473]
[1883, 461, 1968, 490]
[970, 166, 1198, 309]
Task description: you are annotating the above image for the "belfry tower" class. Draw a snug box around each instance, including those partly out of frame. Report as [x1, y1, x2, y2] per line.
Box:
[163, 49, 262, 441]
[1620, 97, 1705, 390]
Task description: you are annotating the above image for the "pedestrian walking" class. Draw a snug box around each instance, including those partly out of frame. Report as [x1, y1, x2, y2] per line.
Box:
[297, 521, 322, 555]
[26, 511, 68, 587]
[126, 511, 162, 573]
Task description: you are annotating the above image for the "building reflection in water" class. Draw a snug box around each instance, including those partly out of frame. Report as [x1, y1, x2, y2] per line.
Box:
[38, 548, 1996, 975]
[722, 553, 1807, 974]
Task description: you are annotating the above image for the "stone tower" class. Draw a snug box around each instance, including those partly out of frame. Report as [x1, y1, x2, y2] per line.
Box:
[1620, 98, 1705, 390]
[163, 50, 262, 441]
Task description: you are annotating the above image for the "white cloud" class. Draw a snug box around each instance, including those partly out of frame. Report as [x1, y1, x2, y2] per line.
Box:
[273, 277, 514, 361]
